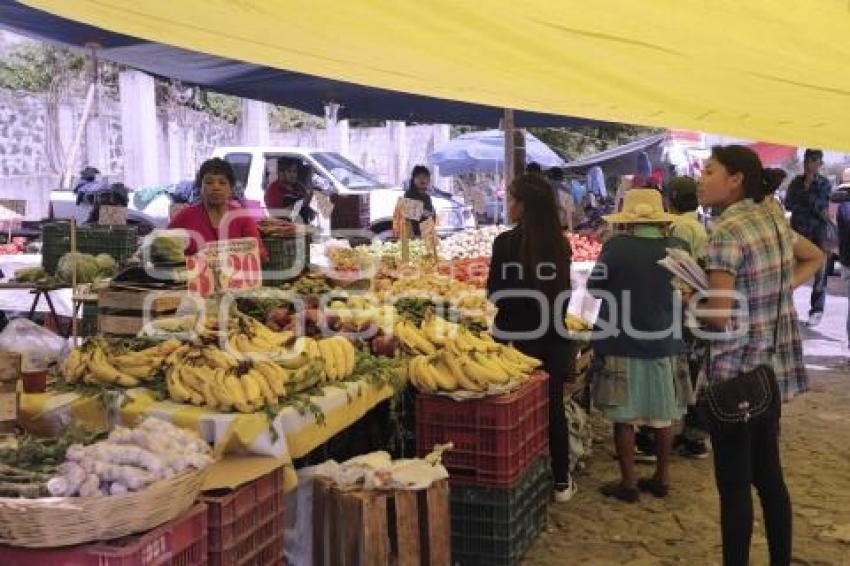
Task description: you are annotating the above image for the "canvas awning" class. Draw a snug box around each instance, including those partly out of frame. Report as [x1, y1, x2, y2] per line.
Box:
[6, 1, 850, 150]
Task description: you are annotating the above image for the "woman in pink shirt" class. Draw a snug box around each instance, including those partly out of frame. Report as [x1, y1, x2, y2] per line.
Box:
[168, 158, 267, 261]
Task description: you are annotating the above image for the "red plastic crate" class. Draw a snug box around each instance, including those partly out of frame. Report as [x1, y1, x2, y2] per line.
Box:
[200, 467, 286, 566]
[0, 503, 208, 566]
[416, 373, 549, 487]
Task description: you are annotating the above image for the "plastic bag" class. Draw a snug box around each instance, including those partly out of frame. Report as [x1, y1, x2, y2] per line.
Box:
[0, 318, 67, 371]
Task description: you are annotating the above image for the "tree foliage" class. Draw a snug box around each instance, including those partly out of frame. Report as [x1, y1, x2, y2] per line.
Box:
[0, 43, 85, 91]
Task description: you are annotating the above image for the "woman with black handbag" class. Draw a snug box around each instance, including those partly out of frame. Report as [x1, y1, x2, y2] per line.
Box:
[693, 145, 822, 566]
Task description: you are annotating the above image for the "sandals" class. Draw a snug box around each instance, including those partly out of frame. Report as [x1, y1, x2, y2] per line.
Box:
[637, 477, 670, 498]
[599, 481, 639, 503]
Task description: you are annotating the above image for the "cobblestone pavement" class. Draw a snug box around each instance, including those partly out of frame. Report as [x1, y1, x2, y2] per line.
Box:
[525, 278, 850, 565]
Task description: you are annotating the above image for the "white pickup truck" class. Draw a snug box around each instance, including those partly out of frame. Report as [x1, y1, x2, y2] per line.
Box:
[50, 146, 475, 238]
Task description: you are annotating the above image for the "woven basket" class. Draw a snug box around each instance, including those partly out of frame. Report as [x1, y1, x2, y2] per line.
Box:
[0, 468, 205, 548]
[262, 235, 310, 283]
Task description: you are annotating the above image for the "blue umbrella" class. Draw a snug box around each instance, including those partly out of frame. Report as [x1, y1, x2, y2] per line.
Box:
[431, 129, 565, 176]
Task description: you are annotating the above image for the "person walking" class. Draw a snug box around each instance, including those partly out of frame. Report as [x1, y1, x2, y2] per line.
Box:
[831, 168, 850, 362]
[784, 148, 832, 326]
[694, 145, 822, 565]
[588, 189, 688, 503]
[487, 173, 577, 502]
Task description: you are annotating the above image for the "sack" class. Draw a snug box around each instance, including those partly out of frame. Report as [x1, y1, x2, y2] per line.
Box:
[699, 364, 779, 434]
[0, 318, 67, 371]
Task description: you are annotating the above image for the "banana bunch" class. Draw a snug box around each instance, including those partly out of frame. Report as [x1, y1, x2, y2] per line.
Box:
[395, 319, 436, 355]
[62, 339, 183, 387]
[407, 328, 543, 394]
[163, 341, 326, 413]
[316, 336, 357, 382]
[565, 314, 591, 333]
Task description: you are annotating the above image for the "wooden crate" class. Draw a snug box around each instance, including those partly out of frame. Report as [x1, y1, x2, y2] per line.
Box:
[313, 478, 450, 566]
[97, 288, 184, 337]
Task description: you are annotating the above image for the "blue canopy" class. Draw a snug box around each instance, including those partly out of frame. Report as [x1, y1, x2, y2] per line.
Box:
[0, 1, 613, 128]
[431, 130, 565, 176]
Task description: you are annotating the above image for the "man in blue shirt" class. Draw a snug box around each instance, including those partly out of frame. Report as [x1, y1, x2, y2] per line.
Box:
[785, 149, 832, 326]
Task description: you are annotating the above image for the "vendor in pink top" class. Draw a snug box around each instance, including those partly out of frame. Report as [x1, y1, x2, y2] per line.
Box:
[168, 158, 268, 261]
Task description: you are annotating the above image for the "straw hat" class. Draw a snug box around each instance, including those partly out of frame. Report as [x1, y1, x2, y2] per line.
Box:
[838, 167, 850, 190]
[603, 189, 677, 224]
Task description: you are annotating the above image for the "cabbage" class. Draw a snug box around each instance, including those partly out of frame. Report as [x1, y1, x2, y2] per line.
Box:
[57, 252, 102, 284]
[94, 253, 117, 275]
[14, 266, 46, 283]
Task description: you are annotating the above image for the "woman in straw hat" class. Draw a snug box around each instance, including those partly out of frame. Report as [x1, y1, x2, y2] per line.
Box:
[587, 189, 689, 503]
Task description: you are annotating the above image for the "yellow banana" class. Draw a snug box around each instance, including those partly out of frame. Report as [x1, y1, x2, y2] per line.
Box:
[503, 345, 542, 369]
[239, 371, 263, 405]
[210, 368, 234, 410]
[156, 339, 183, 357]
[451, 332, 474, 353]
[329, 338, 348, 380]
[317, 339, 339, 381]
[165, 344, 191, 366]
[341, 337, 357, 377]
[426, 356, 457, 391]
[455, 328, 481, 352]
[121, 363, 157, 380]
[89, 349, 140, 387]
[255, 361, 287, 396]
[249, 368, 278, 406]
[441, 351, 483, 392]
[465, 329, 500, 352]
[493, 353, 528, 378]
[166, 371, 192, 403]
[421, 317, 447, 346]
[410, 356, 436, 393]
[396, 321, 436, 355]
[461, 356, 507, 385]
[203, 347, 238, 370]
[224, 373, 251, 412]
[472, 352, 511, 381]
[278, 337, 311, 369]
[61, 349, 83, 382]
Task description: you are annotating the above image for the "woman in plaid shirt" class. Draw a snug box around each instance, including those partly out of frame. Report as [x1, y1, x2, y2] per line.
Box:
[695, 146, 822, 566]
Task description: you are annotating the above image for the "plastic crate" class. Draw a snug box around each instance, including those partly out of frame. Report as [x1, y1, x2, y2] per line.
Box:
[451, 457, 551, 566]
[416, 373, 549, 487]
[200, 467, 285, 566]
[0, 503, 208, 566]
[41, 222, 138, 275]
[261, 236, 309, 283]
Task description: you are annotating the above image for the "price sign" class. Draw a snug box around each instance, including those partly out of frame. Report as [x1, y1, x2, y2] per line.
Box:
[98, 205, 127, 225]
[313, 191, 334, 217]
[420, 217, 438, 251]
[401, 198, 424, 221]
[186, 237, 262, 298]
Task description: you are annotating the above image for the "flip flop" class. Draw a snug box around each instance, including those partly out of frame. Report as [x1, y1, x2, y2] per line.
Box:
[599, 481, 639, 503]
[637, 477, 670, 498]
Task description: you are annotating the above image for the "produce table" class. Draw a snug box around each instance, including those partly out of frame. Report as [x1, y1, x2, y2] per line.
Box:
[19, 377, 397, 490]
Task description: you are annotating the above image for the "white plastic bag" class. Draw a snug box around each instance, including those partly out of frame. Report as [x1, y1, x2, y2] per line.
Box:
[0, 318, 67, 370]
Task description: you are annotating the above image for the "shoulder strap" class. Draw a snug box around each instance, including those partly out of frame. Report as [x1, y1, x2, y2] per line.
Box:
[766, 215, 787, 354]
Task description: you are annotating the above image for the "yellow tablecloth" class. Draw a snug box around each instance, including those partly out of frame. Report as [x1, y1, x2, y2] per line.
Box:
[20, 378, 398, 491]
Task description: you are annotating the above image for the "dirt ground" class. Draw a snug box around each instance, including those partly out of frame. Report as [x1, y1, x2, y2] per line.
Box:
[524, 279, 850, 565]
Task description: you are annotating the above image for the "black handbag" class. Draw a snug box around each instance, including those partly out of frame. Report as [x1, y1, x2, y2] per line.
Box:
[699, 216, 786, 433]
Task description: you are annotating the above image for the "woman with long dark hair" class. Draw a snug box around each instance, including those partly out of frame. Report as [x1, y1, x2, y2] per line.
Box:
[694, 145, 821, 565]
[486, 173, 576, 502]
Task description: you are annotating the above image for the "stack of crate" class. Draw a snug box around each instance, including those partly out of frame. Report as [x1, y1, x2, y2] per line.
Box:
[416, 373, 551, 565]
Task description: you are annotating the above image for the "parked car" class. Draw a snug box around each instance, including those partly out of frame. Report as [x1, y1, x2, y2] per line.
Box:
[211, 146, 475, 238]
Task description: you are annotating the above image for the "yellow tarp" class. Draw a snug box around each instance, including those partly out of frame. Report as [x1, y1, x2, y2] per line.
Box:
[21, 1, 850, 150]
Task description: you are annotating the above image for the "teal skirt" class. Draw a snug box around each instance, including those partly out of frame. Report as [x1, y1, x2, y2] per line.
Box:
[596, 356, 686, 427]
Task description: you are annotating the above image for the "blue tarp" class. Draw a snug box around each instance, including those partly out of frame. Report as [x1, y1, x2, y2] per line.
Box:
[431, 130, 565, 176]
[0, 1, 613, 128]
